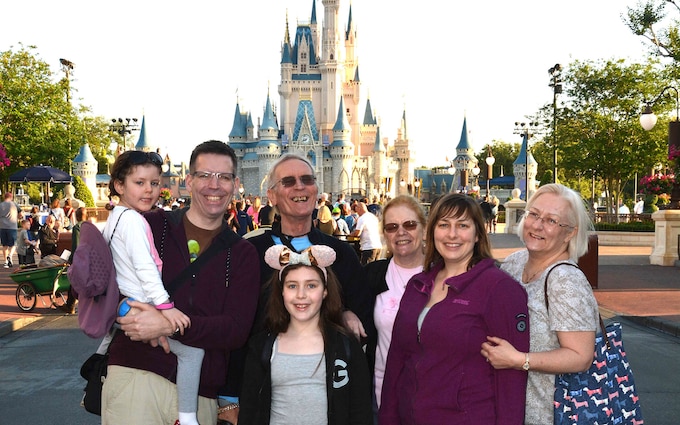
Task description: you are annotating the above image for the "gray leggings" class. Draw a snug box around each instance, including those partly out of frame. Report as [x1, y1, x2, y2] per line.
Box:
[167, 339, 205, 414]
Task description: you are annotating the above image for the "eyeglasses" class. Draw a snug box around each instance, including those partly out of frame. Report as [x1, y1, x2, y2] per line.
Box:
[384, 220, 419, 233]
[270, 174, 316, 189]
[191, 171, 236, 184]
[524, 211, 573, 230]
[128, 151, 163, 166]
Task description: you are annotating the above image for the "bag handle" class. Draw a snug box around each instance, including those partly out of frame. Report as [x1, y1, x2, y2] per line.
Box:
[543, 262, 609, 350]
[107, 208, 130, 247]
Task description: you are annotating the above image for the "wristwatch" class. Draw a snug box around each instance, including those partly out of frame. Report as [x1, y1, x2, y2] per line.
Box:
[522, 353, 531, 371]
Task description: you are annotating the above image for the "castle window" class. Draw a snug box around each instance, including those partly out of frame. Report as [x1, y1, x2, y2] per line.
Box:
[301, 52, 307, 60]
[301, 64, 307, 72]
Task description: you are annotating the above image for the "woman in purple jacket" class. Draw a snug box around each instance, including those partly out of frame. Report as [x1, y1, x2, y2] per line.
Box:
[379, 193, 530, 425]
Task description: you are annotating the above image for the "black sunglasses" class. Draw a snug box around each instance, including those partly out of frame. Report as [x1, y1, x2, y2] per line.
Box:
[384, 220, 419, 233]
[127, 151, 163, 167]
[271, 174, 316, 189]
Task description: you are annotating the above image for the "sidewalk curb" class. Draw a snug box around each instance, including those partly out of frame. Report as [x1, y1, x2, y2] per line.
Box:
[623, 316, 680, 338]
[599, 307, 680, 338]
[0, 316, 43, 339]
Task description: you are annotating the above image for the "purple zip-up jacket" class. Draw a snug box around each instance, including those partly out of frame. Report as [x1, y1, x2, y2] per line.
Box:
[379, 258, 529, 425]
[108, 208, 261, 398]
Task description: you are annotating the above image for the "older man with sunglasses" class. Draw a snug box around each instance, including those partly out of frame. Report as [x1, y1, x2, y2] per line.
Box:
[252, 153, 371, 334]
[220, 153, 373, 418]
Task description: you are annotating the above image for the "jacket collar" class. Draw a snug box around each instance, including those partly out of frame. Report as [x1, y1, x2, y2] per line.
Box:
[411, 258, 496, 294]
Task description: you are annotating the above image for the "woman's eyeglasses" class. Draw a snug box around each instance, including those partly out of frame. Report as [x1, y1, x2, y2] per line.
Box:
[524, 211, 573, 230]
[128, 151, 163, 166]
[271, 174, 316, 189]
[383, 220, 419, 233]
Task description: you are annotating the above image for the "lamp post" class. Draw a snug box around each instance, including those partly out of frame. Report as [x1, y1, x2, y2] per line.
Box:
[238, 184, 245, 200]
[471, 164, 481, 195]
[485, 146, 495, 197]
[414, 179, 421, 200]
[447, 161, 456, 193]
[514, 121, 540, 200]
[549, 63, 562, 184]
[110, 118, 139, 152]
[60, 58, 75, 173]
[640, 86, 680, 209]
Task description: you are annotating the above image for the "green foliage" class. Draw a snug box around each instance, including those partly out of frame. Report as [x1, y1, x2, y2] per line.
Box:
[0, 44, 115, 191]
[474, 141, 519, 181]
[554, 59, 668, 213]
[24, 182, 42, 205]
[594, 221, 655, 232]
[644, 193, 660, 212]
[72, 175, 95, 207]
[625, 1, 680, 63]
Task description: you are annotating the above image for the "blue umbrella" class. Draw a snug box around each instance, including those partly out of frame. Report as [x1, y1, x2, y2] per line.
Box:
[9, 165, 72, 184]
[9, 166, 72, 204]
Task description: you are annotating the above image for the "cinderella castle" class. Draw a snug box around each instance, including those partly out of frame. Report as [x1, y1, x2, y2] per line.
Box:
[70, 0, 417, 203]
[227, 0, 414, 199]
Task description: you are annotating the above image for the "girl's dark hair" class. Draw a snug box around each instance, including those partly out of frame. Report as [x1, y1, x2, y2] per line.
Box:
[423, 193, 492, 272]
[108, 150, 163, 198]
[264, 264, 345, 339]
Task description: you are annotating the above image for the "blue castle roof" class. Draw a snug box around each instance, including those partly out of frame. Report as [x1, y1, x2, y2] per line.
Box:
[73, 143, 97, 163]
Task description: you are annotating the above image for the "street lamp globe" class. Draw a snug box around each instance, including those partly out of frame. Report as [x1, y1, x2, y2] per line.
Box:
[485, 155, 495, 167]
[639, 104, 658, 131]
[472, 165, 480, 177]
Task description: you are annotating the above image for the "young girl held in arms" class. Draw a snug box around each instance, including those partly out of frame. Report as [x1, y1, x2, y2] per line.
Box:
[103, 150, 202, 425]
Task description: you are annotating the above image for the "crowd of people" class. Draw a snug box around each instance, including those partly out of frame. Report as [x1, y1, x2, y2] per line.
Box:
[0, 192, 90, 269]
[2, 141, 600, 424]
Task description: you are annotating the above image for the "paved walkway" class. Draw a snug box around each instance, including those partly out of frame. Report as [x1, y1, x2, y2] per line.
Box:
[1, 233, 679, 338]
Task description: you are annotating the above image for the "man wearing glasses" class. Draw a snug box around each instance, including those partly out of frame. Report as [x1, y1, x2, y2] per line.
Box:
[108, 141, 260, 425]
[220, 153, 374, 418]
[253, 153, 371, 336]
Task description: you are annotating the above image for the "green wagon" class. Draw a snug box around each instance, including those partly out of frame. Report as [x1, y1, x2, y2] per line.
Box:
[10, 264, 70, 312]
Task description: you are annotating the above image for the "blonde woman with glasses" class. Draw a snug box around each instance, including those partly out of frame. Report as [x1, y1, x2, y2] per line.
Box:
[482, 183, 599, 425]
[364, 195, 426, 416]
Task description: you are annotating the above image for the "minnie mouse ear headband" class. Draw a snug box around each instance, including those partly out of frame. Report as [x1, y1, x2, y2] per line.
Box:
[264, 245, 337, 280]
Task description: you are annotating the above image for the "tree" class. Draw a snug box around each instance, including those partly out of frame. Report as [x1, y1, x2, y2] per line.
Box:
[625, 0, 680, 62]
[0, 45, 114, 192]
[72, 175, 95, 207]
[474, 140, 520, 183]
[555, 58, 669, 215]
[0, 45, 70, 183]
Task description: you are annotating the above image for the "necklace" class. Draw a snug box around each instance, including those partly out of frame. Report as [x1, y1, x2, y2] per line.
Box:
[522, 267, 546, 284]
[522, 253, 568, 283]
[391, 262, 421, 289]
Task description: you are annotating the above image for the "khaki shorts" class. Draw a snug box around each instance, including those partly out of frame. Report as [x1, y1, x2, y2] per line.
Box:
[102, 365, 217, 425]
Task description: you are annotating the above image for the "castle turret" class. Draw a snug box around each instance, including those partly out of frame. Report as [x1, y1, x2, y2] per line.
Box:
[72, 143, 98, 202]
[134, 115, 153, 152]
[330, 97, 354, 195]
[513, 132, 538, 200]
[255, 91, 282, 194]
[453, 116, 477, 192]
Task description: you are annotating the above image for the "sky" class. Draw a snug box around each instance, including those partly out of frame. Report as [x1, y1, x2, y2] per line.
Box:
[2, 0, 653, 168]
